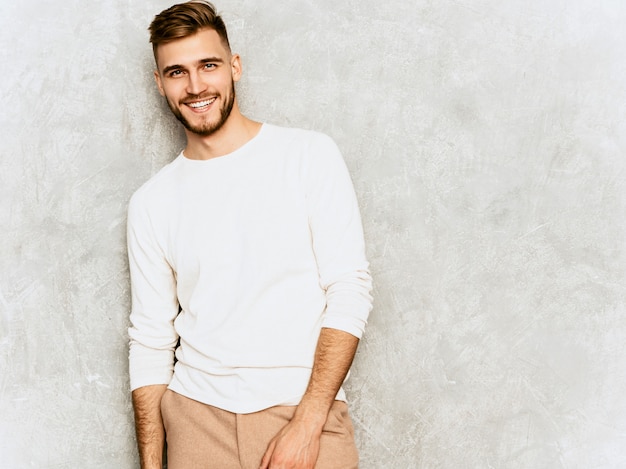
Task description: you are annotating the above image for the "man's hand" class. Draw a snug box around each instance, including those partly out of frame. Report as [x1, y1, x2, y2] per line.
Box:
[259, 416, 323, 469]
[260, 328, 360, 469]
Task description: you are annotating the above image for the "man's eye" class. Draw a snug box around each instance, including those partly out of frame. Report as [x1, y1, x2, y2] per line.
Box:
[204, 63, 216, 70]
[169, 70, 183, 77]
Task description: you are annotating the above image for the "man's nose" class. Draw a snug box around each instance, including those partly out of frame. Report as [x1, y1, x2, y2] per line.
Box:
[186, 71, 206, 96]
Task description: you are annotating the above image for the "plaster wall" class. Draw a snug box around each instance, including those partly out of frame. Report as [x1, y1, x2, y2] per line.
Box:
[1, 1, 625, 467]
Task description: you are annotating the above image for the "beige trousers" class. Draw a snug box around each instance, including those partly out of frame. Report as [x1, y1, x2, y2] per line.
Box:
[160, 390, 359, 469]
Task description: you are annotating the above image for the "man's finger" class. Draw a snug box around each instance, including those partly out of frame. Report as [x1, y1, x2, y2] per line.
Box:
[259, 440, 276, 469]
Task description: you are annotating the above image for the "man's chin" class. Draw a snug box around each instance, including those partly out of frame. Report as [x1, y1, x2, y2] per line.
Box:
[174, 114, 218, 137]
[182, 118, 226, 137]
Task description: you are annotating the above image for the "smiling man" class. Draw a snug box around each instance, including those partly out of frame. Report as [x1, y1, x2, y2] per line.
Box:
[127, 2, 373, 468]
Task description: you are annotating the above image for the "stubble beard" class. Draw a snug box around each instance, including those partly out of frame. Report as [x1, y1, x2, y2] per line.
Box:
[168, 80, 236, 137]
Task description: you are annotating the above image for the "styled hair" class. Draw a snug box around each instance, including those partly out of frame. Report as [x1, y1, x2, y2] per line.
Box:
[149, 1, 230, 58]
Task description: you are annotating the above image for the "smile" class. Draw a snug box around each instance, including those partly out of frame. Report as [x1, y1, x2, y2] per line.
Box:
[187, 97, 217, 109]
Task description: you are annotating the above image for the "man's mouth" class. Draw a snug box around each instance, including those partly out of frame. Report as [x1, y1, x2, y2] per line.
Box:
[186, 97, 217, 109]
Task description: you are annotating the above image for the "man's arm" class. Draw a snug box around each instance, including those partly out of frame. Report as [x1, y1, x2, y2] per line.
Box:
[259, 327, 359, 469]
[132, 384, 168, 469]
[127, 191, 179, 468]
[260, 134, 372, 468]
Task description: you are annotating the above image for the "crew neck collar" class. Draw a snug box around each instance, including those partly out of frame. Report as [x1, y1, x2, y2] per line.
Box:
[180, 123, 267, 163]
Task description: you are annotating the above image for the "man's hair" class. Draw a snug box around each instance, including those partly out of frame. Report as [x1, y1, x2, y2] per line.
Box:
[149, 1, 230, 58]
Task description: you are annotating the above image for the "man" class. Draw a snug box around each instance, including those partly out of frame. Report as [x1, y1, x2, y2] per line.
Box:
[127, 2, 373, 468]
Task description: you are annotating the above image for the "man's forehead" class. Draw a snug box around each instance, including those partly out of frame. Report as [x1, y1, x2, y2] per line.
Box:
[155, 29, 229, 68]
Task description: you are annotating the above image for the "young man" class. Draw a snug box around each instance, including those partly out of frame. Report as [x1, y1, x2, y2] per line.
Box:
[127, 2, 373, 468]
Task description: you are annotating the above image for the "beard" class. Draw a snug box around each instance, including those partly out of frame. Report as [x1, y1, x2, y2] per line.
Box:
[167, 80, 236, 137]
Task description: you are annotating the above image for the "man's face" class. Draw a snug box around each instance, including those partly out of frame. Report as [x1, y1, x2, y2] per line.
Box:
[154, 29, 240, 137]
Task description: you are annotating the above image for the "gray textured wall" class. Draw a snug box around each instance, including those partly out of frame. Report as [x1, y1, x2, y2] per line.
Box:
[1, 1, 625, 468]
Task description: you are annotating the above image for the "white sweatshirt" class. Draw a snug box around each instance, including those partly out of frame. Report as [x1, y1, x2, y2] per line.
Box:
[127, 124, 372, 413]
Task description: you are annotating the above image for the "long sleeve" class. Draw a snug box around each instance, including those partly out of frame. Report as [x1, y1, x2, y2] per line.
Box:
[304, 134, 373, 338]
[127, 190, 180, 391]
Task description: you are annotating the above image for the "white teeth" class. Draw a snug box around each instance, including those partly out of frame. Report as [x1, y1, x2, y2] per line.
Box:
[189, 98, 216, 108]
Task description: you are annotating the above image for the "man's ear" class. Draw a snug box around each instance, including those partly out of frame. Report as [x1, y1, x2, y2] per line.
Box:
[154, 70, 165, 96]
[231, 54, 242, 83]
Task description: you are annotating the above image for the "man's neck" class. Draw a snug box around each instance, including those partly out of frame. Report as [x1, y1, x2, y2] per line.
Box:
[183, 110, 262, 161]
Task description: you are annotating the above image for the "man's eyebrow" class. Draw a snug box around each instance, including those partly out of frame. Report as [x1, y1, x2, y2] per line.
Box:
[198, 57, 224, 65]
[162, 64, 185, 75]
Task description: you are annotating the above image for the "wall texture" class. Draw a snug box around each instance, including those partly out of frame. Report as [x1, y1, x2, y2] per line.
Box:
[1, 1, 625, 468]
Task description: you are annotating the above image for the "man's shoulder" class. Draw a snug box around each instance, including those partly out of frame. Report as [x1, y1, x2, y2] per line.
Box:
[262, 123, 338, 154]
[129, 154, 183, 209]
[264, 122, 331, 140]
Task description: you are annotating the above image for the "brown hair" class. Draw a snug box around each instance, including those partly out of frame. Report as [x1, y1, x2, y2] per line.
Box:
[149, 1, 230, 58]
